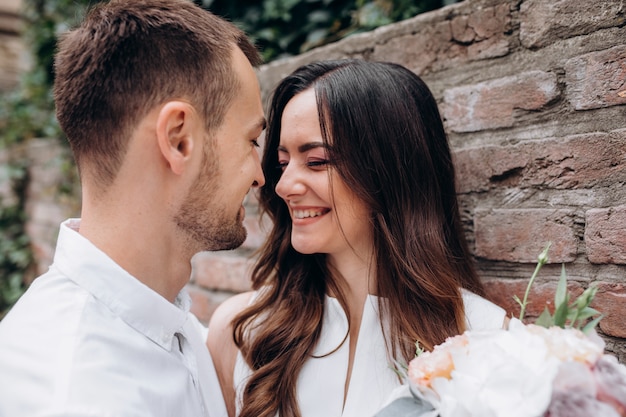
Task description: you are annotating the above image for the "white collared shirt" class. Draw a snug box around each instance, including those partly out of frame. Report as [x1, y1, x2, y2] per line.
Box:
[0, 219, 227, 417]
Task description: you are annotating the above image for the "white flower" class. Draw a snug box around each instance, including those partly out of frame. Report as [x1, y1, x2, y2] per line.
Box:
[407, 319, 613, 417]
[522, 322, 604, 364]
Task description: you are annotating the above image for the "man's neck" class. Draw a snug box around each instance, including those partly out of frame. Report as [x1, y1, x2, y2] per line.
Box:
[78, 205, 191, 303]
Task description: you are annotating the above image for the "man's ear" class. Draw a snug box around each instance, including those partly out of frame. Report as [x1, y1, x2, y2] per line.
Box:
[156, 101, 198, 175]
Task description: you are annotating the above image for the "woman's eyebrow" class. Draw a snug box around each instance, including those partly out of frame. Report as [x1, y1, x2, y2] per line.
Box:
[277, 141, 326, 153]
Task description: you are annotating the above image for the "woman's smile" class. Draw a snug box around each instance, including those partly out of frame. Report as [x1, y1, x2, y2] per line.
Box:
[291, 206, 330, 221]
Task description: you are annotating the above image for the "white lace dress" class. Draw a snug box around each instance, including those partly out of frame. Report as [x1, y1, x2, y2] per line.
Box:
[233, 290, 505, 417]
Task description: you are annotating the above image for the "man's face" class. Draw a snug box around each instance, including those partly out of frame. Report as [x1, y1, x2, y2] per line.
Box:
[174, 47, 265, 252]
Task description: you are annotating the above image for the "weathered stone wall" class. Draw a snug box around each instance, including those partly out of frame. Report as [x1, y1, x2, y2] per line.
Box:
[4, 0, 626, 359]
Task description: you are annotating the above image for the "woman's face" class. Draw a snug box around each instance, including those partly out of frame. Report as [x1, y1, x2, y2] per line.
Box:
[274, 88, 372, 260]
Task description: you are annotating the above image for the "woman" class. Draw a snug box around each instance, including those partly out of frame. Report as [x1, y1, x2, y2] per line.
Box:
[207, 59, 506, 417]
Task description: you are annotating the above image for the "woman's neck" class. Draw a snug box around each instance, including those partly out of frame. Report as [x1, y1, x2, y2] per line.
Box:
[327, 247, 376, 313]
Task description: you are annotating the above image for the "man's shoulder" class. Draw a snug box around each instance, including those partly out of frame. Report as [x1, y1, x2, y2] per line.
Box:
[0, 295, 200, 417]
[0, 270, 88, 341]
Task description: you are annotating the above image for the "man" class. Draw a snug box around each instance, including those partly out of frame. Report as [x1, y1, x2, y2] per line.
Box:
[0, 1, 265, 416]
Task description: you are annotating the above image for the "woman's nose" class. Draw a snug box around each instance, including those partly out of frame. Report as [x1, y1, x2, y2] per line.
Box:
[275, 163, 306, 199]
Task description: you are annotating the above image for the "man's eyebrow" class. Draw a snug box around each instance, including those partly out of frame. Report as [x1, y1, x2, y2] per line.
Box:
[247, 117, 266, 135]
[277, 141, 327, 153]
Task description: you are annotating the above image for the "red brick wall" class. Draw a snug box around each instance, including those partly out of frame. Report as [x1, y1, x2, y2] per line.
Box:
[187, 0, 626, 360]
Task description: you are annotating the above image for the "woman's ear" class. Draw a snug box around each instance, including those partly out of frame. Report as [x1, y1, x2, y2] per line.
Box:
[156, 101, 197, 175]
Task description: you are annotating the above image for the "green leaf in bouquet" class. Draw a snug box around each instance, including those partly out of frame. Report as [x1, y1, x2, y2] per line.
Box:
[535, 307, 554, 328]
[552, 292, 570, 327]
[516, 244, 602, 332]
[391, 358, 409, 380]
[568, 285, 601, 330]
[582, 314, 604, 334]
[415, 341, 425, 357]
[513, 243, 602, 332]
[570, 306, 601, 322]
[554, 264, 567, 307]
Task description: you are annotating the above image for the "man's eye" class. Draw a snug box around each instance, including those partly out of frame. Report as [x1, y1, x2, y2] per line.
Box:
[276, 161, 288, 171]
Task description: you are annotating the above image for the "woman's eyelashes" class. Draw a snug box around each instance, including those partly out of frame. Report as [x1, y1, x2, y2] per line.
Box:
[276, 158, 330, 172]
[306, 159, 329, 169]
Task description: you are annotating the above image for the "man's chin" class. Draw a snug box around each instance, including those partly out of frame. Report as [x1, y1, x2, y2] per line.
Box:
[204, 227, 247, 251]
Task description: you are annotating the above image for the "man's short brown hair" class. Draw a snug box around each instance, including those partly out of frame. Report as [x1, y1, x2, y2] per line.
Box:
[54, 0, 261, 187]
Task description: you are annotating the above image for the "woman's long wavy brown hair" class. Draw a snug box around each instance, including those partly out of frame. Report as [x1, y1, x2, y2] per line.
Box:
[232, 60, 485, 417]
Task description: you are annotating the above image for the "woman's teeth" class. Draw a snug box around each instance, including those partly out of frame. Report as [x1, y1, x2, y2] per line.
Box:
[293, 209, 325, 219]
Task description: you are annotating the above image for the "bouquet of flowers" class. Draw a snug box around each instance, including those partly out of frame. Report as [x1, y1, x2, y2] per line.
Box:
[377, 245, 626, 417]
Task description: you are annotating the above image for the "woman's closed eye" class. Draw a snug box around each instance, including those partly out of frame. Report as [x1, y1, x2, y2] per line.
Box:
[306, 159, 329, 170]
[276, 159, 329, 172]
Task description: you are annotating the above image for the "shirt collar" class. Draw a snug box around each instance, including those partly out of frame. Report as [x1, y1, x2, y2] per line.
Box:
[52, 219, 189, 350]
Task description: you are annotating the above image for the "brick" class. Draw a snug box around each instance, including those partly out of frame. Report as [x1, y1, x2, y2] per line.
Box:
[451, 4, 512, 61]
[592, 282, 626, 338]
[585, 205, 626, 264]
[454, 132, 626, 193]
[474, 208, 578, 263]
[466, 3, 511, 40]
[454, 145, 527, 193]
[566, 45, 626, 110]
[375, 4, 513, 73]
[520, 0, 625, 49]
[442, 71, 559, 133]
[467, 37, 510, 61]
[191, 252, 254, 292]
[373, 22, 451, 75]
[450, 15, 474, 43]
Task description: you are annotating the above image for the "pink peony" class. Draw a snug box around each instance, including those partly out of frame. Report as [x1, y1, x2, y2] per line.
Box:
[594, 355, 626, 416]
[545, 388, 621, 417]
[407, 334, 468, 389]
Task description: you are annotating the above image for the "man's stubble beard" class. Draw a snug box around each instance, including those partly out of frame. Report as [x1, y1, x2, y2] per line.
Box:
[174, 143, 247, 253]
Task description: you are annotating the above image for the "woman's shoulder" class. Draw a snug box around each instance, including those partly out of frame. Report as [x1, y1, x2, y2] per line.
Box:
[206, 291, 255, 417]
[461, 289, 507, 330]
[208, 291, 255, 334]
